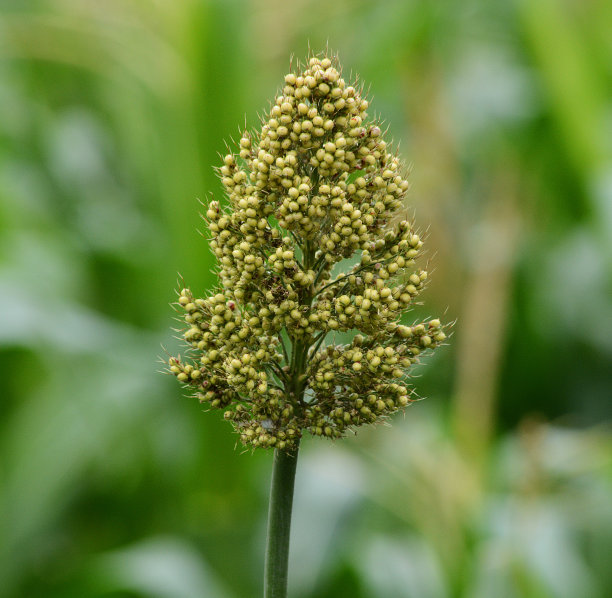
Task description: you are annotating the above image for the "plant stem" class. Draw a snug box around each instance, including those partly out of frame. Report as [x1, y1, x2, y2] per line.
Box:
[264, 238, 312, 597]
[264, 441, 300, 598]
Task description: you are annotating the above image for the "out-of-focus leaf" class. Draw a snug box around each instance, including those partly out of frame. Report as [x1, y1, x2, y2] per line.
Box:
[89, 536, 234, 598]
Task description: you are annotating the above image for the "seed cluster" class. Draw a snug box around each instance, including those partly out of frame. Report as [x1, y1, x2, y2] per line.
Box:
[168, 54, 445, 450]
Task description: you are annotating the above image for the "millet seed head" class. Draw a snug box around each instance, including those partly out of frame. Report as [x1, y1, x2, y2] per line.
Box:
[168, 52, 447, 450]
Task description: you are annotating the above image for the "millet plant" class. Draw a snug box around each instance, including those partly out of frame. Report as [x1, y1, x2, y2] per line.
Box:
[168, 53, 446, 598]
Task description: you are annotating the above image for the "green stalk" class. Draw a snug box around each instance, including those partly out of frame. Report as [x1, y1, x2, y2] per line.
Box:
[264, 238, 313, 597]
[264, 441, 300, 598]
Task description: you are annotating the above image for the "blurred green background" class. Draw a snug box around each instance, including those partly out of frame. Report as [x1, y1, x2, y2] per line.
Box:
[1, 1, 612, 597]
